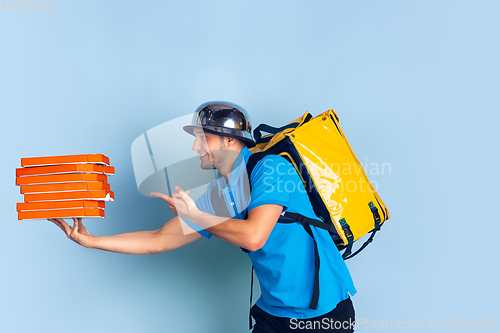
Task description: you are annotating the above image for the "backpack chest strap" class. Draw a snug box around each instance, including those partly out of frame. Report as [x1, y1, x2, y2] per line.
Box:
[278, 212, 330, 231]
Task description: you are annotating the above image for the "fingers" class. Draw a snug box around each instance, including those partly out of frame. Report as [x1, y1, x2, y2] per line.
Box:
[75, 217, 89, 234]
[174, 186, 192, 200]
[150, 191, 174, 204]
[72, 217, 82, 231]
[48, 218, 69, 233]
[149, 191, 165, 199]
[48, 218, 72, 237]
[150, 189, 190, 211]
[172, 190, 189, 197]
[169, 205, 178, 215]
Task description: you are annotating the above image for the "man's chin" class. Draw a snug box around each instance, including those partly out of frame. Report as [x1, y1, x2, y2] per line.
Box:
[200, 163, 215, 170]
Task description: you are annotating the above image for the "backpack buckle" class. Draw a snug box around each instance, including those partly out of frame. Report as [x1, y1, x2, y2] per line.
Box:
[296, 214, 307, 224]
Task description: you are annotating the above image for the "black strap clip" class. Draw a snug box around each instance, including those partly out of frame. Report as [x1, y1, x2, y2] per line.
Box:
[296, 214, 307, 224]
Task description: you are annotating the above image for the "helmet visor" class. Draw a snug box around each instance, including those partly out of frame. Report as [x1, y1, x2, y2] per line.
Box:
[131, 114, 217, 200]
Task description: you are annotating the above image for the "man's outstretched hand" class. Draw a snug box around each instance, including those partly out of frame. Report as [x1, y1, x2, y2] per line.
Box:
[48, 217, 93, 248]
[150, 187, 198, 220]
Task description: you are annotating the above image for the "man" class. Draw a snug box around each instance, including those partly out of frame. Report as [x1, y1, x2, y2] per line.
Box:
[49, 101, 356, 332]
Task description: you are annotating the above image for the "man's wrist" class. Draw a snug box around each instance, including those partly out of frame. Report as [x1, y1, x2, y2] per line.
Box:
[85, 235, 96, 249]
[188, 209, 204, 226]
[191, 210, 227, 230]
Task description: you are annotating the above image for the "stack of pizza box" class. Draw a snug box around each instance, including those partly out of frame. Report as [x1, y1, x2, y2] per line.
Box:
[16, 154, 114, 220]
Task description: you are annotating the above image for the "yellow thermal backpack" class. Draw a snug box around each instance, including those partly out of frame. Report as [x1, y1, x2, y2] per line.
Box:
[240, 109, 391, 324]
[247, 109, 390, 260]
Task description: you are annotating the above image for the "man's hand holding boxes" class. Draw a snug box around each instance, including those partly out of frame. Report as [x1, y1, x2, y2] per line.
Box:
[16, 154, 114, 220]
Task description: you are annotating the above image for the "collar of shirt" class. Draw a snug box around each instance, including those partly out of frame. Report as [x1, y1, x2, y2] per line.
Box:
[216, 146, 252, 197]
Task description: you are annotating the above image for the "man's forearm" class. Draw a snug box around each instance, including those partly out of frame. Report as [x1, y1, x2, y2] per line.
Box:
[196, 213, 253, 248]
[189, 204, 282, 251]
[89, 230, 163, 255]
[87, 216, 202, 254]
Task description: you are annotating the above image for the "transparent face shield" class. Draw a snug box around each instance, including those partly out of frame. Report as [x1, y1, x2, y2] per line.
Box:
[131, 114, 218, 201]
[130, 114, 252, 235]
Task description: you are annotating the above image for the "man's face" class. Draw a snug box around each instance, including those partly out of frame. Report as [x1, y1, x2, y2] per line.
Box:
[192, 128, 227, 170]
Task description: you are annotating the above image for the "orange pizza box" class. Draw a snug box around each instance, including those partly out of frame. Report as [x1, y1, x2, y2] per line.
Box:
[20, 182, 110, 194]
[16, 164, 115, 177]
[24, 190, 114, 202]
[16, 173, 107, 186]
[17, 200, 105, 211]
[18, 208, 105, 220]
[21, 154, 110, 167]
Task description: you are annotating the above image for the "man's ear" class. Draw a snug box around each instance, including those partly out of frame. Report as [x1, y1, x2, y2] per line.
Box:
[223, 136, 245, 149]
[226, 136, 237, 147]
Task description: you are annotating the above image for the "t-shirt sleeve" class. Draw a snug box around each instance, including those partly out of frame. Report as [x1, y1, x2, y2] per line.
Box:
[246, 155, 297, 212]
[180, 185, 214, 239]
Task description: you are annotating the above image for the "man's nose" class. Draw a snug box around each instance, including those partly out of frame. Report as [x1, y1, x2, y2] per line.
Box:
[192, 138, 199, 151]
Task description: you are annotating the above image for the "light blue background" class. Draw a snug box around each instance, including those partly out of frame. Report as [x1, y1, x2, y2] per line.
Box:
[1, 1, 499, 332]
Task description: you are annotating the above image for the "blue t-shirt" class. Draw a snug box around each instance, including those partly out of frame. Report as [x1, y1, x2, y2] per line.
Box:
[181, 147, 356, 319]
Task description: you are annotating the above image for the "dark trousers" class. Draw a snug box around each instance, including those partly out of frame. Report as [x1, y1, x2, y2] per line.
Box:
[251, 298, 355, 333]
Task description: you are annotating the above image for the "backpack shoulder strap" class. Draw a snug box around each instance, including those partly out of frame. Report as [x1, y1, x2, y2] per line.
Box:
[253, 123, 299, 142]
[245, 151, 267, 183]
[253, 113, 313, 143]
[244, 150, 323, 310]
[245, 151, 295, 183]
